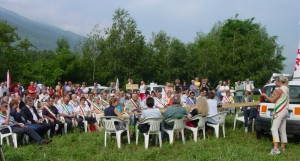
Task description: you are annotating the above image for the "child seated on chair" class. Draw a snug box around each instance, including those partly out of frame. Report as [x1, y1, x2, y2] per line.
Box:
[186, 97, 208, 127]
[222, 91, 235, 115]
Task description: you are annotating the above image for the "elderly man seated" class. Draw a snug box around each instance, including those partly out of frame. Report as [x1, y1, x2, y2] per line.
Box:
[162, 96, 187, 139]
[125, 93, 141, 125]
[58, 96, 83, 132]
[0, 101, 51, 145]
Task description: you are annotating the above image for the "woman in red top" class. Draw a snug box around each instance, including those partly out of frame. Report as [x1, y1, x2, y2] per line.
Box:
[48, 86, 55, 97]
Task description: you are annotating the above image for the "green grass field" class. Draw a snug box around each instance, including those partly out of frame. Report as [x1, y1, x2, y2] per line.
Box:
[3, 115, 300, 161]
[3, 95, 300, 161]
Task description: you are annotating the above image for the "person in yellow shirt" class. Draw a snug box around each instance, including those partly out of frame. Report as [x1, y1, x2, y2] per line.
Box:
[195, 77, 201, 97]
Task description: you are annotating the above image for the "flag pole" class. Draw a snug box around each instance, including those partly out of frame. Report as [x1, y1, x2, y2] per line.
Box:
[7, 70, 10, 89]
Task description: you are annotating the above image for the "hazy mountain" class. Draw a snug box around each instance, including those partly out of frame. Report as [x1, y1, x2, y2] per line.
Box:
[0, 7, 85, 50]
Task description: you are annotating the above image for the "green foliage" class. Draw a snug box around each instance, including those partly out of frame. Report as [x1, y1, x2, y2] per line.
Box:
[0, 11, 286, 88]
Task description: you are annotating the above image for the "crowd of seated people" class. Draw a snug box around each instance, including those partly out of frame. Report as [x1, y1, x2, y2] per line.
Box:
[0, 78, 259, 147]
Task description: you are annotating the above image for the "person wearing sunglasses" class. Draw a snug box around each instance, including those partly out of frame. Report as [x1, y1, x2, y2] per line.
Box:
[186, 92, 196, 106]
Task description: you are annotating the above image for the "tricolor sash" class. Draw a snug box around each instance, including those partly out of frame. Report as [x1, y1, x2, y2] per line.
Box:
[223, 96, 230, 103]
[0, 112, 17, 124]
[44, 106, 57, 119]
[155, 97, 165, 106]
[70, 100, 79, 107]
[53, 103, 59, 108]
[129, 99, 139, 109]
[79, 104, 88, 116]
[61, 103, 71, 114]
[271, 96, 288, 126]
[92, 102, 103, 112]
[86, 99, 93, 104]
[188, 97, 195, 105]
[101, 98, 109, 106]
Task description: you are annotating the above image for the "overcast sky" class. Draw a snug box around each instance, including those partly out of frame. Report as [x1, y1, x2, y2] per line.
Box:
[1, 0, 299, 73]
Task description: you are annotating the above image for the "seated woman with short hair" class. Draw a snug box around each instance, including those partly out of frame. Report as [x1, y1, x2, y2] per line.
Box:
[104, 97, 126, 131]
[77, 97, 102, 132]
[186, 97, 208, 127]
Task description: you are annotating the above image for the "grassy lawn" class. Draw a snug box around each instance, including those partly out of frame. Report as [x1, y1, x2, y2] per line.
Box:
[3, 114, 300, 161]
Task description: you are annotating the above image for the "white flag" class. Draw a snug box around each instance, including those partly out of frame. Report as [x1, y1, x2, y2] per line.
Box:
[116, 78, 119, 90]
[293, 40, 300, 80]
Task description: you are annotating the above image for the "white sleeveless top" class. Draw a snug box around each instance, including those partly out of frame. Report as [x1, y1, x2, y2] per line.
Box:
[275, 85, 289, 110]
[139, 84, 146, 93]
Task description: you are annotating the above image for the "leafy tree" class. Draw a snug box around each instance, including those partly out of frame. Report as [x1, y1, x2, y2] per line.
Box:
[219, 17, 285, 86]
[102, 8, 146, 85]
[0, 21, 32, 83]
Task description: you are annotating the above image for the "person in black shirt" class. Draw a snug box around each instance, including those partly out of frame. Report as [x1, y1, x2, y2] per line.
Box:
[174, 79, 182, 92]
[200, 82, 209, 93]
[104, 97, 126, 131]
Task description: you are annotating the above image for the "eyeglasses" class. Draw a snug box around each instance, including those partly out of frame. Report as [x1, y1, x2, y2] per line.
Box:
[3, 105, 8, 108]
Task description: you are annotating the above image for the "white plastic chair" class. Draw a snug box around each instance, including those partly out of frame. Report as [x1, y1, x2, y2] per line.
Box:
[233, 111, 244, 130]
[0, 125, 17, 148]
[233, 110, 255, 132]
[77, 115, 88, 132]
[136, 117, 164, 149]
[162, 116, 187, 144]
[185, 115, 207, 142]
[44, 118, 53, 138]
[102, 116, 130, 148]
[60, 117, 75, 135]
[207, 112, 227, 138]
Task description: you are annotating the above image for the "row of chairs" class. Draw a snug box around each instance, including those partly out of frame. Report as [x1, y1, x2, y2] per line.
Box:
[1, 111, 252, 149]
[102, 112, 228, 149]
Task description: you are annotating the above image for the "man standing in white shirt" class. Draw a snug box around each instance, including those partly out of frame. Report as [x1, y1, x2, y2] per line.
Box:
[219, 81, 229, 101]
[139, 81, 146, 100]
[0, 82, 8, 99]
[244, 79, 254, 94]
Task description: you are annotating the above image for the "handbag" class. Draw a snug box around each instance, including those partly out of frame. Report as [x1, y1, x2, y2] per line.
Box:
[138, 123, 150, 133]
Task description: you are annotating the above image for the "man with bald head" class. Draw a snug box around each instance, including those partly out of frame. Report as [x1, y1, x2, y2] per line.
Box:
[58, 96, 83, 132]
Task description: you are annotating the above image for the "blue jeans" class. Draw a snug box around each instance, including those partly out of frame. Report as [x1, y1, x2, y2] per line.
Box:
[162, 123, 173, 139]
[130, 114, 141, 125]
[25, 124, 41, 133]
[237, 96, 242, 103]
[243, 108, 257, 127]
[195, 90, 199, 97]
[216, 91, 221, 100]
[207, 118, 218, 125]
[228, 108, 235, 114]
